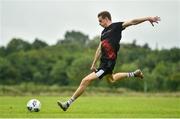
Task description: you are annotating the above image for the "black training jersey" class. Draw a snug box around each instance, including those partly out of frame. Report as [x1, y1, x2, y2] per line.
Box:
[100, 22, 124, 61]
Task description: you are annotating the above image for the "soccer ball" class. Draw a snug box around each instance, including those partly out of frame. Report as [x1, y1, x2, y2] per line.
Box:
[27, 99, 41, 112]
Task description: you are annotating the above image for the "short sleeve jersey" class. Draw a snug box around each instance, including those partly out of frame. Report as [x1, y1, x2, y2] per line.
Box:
[100, 22, 124, 61]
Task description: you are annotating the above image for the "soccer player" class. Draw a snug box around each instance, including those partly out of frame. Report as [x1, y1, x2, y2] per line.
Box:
[58, 11, 160, 111]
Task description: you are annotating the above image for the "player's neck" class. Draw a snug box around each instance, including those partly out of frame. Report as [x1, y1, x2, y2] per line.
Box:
[105, 21, 112, 28]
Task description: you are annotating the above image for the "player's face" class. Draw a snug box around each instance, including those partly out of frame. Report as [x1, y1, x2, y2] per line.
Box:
[98, 16, 108, 28]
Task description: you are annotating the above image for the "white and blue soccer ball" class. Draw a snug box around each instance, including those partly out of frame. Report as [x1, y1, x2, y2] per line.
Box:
[27, 99, 41, 112]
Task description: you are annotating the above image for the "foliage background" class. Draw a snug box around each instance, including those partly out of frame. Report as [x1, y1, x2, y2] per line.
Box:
[0, 30, 179, 93]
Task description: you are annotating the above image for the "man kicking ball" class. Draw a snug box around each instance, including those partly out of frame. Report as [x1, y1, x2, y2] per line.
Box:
[57, 11, 160, 111]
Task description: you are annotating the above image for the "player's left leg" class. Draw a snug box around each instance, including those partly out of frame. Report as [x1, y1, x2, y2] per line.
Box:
[57, 72, 98, 111]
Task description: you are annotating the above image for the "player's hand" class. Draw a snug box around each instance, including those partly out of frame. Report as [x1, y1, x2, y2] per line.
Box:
[148, 16, 161, 26]
[90, 66, 97, 72]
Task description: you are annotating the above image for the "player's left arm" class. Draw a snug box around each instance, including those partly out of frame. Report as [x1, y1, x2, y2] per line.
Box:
[122, 16, 161, 29]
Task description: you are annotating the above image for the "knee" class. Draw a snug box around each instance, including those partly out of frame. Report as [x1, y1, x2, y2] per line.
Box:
[107, 77, 116, 84]
[108, 79, 115, 84]
[81, 77, 91, 86]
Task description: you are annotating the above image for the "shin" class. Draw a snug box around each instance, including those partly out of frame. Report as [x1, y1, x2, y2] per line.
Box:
[72, 72, 98, 100]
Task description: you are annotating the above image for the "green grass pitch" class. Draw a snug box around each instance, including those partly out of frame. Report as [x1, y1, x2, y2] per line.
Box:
[0, 96, 179, 118]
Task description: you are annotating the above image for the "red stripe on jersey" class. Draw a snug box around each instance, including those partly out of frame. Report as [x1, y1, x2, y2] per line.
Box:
[101, 40, 116, 60]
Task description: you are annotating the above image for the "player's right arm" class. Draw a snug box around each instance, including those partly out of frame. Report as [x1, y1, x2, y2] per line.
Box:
[90, 42, 101, 72]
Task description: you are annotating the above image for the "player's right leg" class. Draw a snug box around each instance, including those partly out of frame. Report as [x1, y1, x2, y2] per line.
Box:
[106, 69, 144, 83]
[57, 72, 98, 111]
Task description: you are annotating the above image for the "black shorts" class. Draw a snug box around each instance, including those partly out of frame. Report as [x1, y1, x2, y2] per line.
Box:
[95, 60, 116, 79]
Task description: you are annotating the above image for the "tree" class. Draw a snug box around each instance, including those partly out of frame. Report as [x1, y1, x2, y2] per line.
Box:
[6, 38, 31, 53]
[87, 36, 100, 49]
[50, 60, 69, 85]
[167, 62, 180, 91]
[0, 57, 20, 84]
[60, 30, 89, 45]
[169, 48, 180, 62]
[0, 46, 6, 56]
[67, 55, 92, 85]
[32, 38, 48, 49]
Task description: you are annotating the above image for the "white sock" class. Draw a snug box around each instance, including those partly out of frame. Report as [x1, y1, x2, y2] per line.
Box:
[67, 97, 75, 105]
[128, 72, 135, 78]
